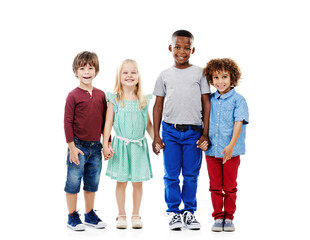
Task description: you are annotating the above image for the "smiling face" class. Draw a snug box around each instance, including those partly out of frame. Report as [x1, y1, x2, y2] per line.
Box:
[169, 36, 195, 69]
[120, 62, 139, 88]
[212, 70, 232, 95]
[76, 63, 96, 88]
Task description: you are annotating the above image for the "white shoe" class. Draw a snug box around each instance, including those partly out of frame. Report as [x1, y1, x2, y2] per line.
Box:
[182, 211, 201, 230]
[116, 215, 127, 229]
[168, 212, 182, 230]
[131, 215, 143, 229]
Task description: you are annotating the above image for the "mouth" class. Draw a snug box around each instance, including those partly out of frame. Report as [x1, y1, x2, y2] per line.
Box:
[83, 76, 92, 80]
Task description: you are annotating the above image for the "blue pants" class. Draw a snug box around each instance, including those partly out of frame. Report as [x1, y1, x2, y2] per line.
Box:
[162, 121, 202, 213]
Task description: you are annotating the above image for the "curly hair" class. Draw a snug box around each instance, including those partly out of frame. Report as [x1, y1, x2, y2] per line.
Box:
[203, 58, 241, 87]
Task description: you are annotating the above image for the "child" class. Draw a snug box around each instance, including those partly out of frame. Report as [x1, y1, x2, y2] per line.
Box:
[152, 30, 211, 230]
[64, 51, 108, 231]
[103, 59, 157, 229]
[203, 58, 249, 232]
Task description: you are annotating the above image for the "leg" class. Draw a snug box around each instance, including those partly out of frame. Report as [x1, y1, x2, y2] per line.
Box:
[223, 156, 240, 220]
[83, 144, 102, 213]
[206, 155, 225, 220]
[66, 193, 78, 214]
[116, 181, 128, 220]
[162, 123, 182, 213]
[132, 182, 143, 216]
[181, 129, 202, 213]
[84, 191, 95, 213]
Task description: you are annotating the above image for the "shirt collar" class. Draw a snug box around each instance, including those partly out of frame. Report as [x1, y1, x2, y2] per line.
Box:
[215, 88, 235, 100]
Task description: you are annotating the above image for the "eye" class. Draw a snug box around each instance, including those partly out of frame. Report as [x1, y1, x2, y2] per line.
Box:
[79, 67, 84, 70]
[175, 46, 180, 49]
[123, 71, 128, 74]
[131, 71, 137, 74]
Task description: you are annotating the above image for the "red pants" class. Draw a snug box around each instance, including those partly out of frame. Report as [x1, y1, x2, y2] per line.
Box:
[205, 155, 240, 220]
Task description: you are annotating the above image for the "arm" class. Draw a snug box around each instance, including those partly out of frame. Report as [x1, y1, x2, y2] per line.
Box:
[222, 121, 243, 164]
[152, 96, 165, 155]
[146, 111, 154, 140]
[196, 94, 211, 151]
[67, 141, 84, 165]
[102, 102, 115, 160]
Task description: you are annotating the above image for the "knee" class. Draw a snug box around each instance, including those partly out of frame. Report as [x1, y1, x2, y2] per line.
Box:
[117, 181, 128, 189]
[132, 182, 142, 189]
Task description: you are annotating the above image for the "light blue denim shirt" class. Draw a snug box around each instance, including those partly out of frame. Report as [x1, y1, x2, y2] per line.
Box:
[205, 88, 249, 158]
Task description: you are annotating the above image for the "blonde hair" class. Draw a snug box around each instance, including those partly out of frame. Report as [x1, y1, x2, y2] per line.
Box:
[113, 59, 147, 109]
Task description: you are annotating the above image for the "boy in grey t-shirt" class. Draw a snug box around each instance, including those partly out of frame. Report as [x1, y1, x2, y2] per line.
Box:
[152, 30, 211, 230]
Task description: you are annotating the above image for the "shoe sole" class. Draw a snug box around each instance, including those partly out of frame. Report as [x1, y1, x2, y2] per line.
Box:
[67, 224, 85, 231]
[224, 227, 235, 232]
[183, 224, 201, 230]
[170, 222, 183, 230]
[84, 222, 107, 229]
[211, 227, 223, 232]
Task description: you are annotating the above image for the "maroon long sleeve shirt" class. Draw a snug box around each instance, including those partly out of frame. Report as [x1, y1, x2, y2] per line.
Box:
[64, 87, 107, 143]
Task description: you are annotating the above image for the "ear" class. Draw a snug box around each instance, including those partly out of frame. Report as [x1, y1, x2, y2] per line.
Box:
[168, 45, 172, 52]
[191, 47, 195, 54]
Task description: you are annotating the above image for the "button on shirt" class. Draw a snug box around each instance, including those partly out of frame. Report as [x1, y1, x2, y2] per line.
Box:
[205, 88, 249, 158]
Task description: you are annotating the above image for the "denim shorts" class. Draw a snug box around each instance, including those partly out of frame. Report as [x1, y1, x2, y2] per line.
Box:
[64, 137, 102, 194]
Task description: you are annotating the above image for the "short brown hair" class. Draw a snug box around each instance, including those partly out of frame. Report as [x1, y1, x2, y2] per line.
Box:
[204, 58, 241, 87]
[72, 51, 99, 75]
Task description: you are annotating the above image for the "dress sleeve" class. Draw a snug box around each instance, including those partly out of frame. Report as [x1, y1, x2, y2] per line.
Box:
[106, 92, 118, 112]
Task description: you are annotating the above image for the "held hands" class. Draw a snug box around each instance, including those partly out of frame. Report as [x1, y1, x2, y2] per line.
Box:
[152, 136, 165, 155]
[69, 146, 84, 165]
[222, 144, 234, 164]
[196, 135, 209, 151]
[103, 142, 114, 161]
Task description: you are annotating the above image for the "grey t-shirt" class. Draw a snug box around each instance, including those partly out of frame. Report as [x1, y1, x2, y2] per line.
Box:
[153, 65, 211, 125]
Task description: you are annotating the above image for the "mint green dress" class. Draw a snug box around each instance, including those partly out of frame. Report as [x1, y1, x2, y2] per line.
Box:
[106, 92, 153, 182]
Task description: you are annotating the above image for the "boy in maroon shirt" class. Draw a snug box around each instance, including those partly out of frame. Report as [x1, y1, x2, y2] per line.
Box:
[64, 51, 111, 230]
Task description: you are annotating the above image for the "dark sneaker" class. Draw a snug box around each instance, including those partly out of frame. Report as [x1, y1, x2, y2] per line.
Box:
[182, 211, 201, 230]
[211, 218, 224, 232]
[223, 219, 235, 232]
[67, 211, 85, 231]
[168, 212, 182, 230]
[84, 209, 107, 229]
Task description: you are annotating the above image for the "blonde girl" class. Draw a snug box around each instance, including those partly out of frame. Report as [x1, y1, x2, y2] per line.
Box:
[103, 59, 158, 229]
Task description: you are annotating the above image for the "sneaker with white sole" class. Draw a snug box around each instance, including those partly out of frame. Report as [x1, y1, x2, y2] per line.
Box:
[182, 211, 201, 230]
[84, 209, 107, 229]
[224, 219, 235, 232]
[211, 218, 224, 232]
[67, 211, 85, 231]
[168, 212, 182, 230]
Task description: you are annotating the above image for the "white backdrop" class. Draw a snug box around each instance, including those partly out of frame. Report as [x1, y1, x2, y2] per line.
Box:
[1, 0, 309, 239]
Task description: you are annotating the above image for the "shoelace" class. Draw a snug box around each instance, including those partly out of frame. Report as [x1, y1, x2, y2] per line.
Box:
[71, 211, 82, 224]
[170, 214, 181, 224]
[87, 210, 102, 223]
[225, 219, 232, 224]
[184, 213, 198, 224]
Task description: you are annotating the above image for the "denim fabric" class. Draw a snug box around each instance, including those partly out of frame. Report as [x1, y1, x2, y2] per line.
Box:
[206, 88, 249, 158]
[64, 137, 102, 194]
[162, 121, 202, 213]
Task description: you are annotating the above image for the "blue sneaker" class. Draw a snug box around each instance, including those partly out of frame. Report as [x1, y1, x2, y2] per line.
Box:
[224, 219, 235, 232]
[211, 218, 224, 232]
[84, 209, 107, 229]
[182, 211, 201, 230]
[67, 211, 85, 231]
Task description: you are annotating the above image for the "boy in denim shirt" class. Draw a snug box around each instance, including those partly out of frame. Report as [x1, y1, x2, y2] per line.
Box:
[64, 51, 109, 230]
[153, 30, 211, 230]
[203, 58, 249, 232]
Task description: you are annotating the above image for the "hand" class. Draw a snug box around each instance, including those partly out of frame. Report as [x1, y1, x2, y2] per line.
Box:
[103, 144, 114, 161]
[152, 136, 165, 155]
[69, 147, 84, 165]
[196, 135, 209, 151]
[221, 144, 233, 164]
